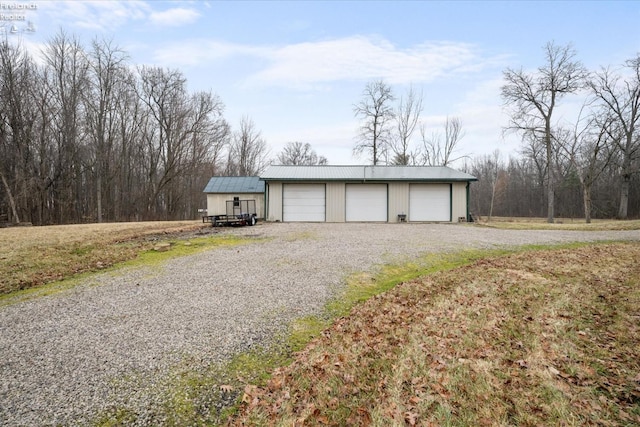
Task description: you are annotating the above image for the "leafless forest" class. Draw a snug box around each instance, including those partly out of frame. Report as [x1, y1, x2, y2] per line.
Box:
[1, 34, 638, 225]
[469, 44, 639, 222]
[0, 32, 269, 225]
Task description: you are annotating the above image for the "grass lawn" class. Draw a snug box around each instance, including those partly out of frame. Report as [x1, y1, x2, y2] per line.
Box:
[474, 217, 640, 231]
[0, 221, 227, 296]
[231, 243, 640, 426]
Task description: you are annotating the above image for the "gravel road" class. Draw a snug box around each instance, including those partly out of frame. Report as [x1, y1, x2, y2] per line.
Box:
[1, 223, 638, 426]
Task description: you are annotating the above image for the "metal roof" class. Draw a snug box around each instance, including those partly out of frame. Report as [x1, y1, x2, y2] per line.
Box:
[261, 165, 477, 182]
[203, 176, 265, 193]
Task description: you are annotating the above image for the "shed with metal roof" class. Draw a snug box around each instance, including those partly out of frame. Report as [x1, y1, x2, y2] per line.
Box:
[203, 176, 265, 218]
[260, 165, 477, 223]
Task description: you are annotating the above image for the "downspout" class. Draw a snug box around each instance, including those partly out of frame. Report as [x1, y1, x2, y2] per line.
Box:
[264, 182, 269, 221]
[449, 183, 453, 222]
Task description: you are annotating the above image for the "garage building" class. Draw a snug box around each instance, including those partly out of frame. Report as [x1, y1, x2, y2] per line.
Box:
[261, 165, 477, 223]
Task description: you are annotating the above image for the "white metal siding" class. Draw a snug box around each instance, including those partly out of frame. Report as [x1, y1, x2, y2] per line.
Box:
[451, 182, 468, 222]
[283, 184, 326, 222]
[388, 182, 409, 222]
[266, 182, 282, 221]
[325, 182, 346, 222]
[346, 184, 387, 222]
[409, 184, 451, 221]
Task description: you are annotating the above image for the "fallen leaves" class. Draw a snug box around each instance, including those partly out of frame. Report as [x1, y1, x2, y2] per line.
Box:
[219, 384, 234, 393]
[228, 243, 640, 426]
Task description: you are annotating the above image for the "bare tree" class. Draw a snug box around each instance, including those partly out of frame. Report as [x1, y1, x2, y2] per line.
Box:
[112, 67, 147, 221]
[589, 54, 640, 219]
[137, 66, 224, 218]
[226, 116, 270, 176]
[0, 40, 37, 224]
[502, 41, 587, 223]
[85, 37, 128, 222]
[558, 111, 615, 223]
[391, 85, 423, 165]
[276, 142, 327, 165]
[183, 90, 229, 216]
[353, 80, 395, 165]
[137, 66, 185, 217]
[42, 30, 90, 223]
[419, 116, 467, 166]
[487, 149, 504, 221]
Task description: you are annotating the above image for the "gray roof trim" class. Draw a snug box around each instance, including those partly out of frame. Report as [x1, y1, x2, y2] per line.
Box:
[261, 165, 477, 182]
[203, 176, 265, 193]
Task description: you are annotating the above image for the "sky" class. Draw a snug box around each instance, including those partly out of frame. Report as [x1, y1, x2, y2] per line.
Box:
[3, 0, 639, 166]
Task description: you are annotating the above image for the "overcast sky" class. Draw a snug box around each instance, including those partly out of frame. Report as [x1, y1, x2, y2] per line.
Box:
[5, 0, 640, 165]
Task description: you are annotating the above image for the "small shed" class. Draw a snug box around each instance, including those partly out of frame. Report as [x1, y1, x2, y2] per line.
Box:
[203, 176, 265, 219]
[261, 165, 477, 223]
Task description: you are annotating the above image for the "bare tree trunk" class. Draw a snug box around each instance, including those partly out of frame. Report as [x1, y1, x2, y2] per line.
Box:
[583, 185, 592, 224]
[489, 183, 496, 222]
[488, 150, 501, 222]
[502, 42, 586, 223]
[96, 173, 103, 222]
[546, 127, 555, 223]
[0, 171, 20, 224]
[618, 173, 630, 219]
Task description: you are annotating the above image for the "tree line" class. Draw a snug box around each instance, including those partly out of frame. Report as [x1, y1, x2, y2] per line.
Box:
[352, 43, 639, 221]
[2, 33, 637, 225]
[0, 32, 299, 225]
[470, 43, 639, 222]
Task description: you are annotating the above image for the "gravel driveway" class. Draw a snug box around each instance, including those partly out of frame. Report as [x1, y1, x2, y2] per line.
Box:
[1, 223, 638, 426]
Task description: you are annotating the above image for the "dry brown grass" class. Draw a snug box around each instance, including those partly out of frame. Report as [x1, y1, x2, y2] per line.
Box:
[231, 243, 640, 426]
[475, 217, 640, 231]
[0, 221, 206, 295]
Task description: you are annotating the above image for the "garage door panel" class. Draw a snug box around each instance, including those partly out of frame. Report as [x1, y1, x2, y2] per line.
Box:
[346, 184, 387, 222]
[283, 200, 325, 208]
[410, 184, 450, 221]
[283, 184, 325, 222]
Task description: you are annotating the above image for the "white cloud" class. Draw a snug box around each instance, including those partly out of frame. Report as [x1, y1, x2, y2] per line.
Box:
[151, 35, 508, 88]
[37, 0, 150, 31]
[149, 7, 201, 27]
[249, 36, 500, 88]
[152, 39, 262, 67]
[34, 2, 200, 32]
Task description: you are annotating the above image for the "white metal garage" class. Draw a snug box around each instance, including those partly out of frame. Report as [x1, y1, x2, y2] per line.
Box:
[409, 184, 451, 221]
[260, 165, 477, 223]
[346, 184, 387, 222]
[283, 184, 326, 222]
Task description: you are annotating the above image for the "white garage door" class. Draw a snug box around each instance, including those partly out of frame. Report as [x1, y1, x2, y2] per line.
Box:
[283, 184, 325, 222]
[409, 184, 451, 221]
[346, 184, 387, 222]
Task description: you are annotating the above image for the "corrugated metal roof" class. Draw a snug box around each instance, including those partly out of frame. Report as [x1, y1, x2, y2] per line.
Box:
[261, 165, 477, 181]
[203, 176, 265, 193]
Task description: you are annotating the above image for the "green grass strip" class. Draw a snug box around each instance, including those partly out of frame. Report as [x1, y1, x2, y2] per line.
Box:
[0, 235, 258, 307]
